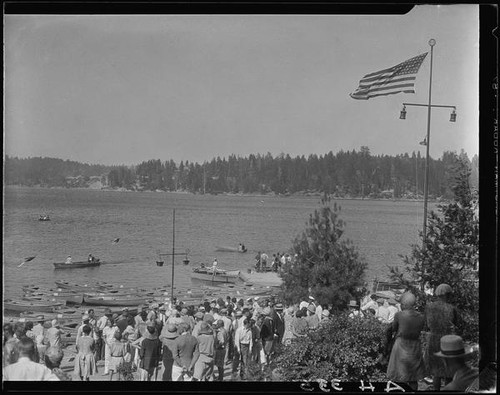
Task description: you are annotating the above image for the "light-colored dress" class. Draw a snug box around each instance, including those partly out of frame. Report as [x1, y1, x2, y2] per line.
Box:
[74, 335, 98, 379]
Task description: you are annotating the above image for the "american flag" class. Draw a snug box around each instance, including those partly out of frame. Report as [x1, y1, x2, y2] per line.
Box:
[350, 52, 428, 100]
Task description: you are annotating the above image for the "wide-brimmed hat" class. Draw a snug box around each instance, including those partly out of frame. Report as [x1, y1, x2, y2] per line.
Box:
[348, 300, 358, 307]
[199, 322, 213, 335]
[322, 310, 330, 317]
[203, 313, 215, 324]
[307, 304, 316, 313]
[434, 335, 474, 358]
[121, 307, 129, 312]
[163, 324, 178, 339]
[82, 314, 90, 321]
[43, 321, 52, 329]
[274, 303, 283, 311]
[220, 308, 228, 315]
[181, 308, 188, 315]
[262, 307, 271, 316]
[235, 310, 243, 317]
[194, 312, 204, 319]
[435, 283, 453, 297]
[151, 303, 159, 309]
[388, 298, 397, 305]
[308, 296, 315, 301]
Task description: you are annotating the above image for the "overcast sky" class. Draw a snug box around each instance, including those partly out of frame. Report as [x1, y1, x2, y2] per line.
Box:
[4, 5, 479, 166]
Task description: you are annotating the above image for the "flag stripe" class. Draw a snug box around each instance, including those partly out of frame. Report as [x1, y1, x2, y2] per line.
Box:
[350, 52, 428, 100]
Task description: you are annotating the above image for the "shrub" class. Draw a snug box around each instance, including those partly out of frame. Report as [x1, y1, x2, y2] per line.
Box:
[116, 360, 137, 381]
[274, 312, 387, 382]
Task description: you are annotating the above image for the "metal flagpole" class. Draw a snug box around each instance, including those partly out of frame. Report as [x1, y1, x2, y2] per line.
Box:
[422, 38, 435, 246]
[171, 209, 175, 302]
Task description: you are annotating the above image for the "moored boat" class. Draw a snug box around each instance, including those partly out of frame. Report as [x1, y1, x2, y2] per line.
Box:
[191, 267, 241, 284]
[53, 260, 101, 269]
[215, 245, 248, 253]
[83, 295, 153, 306]
[4, 299, 63, 313]
[54, 280, 111, 292]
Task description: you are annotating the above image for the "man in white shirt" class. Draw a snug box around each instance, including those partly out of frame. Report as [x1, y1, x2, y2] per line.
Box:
[386, 298, 399, 323]
[234, 318, 253, 380]
[3, 338, 59, 381]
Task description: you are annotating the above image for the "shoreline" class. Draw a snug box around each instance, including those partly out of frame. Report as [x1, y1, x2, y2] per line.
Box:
[4, 185, 443, 203]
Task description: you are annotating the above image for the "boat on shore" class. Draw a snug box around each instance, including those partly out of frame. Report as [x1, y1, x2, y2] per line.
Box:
[191, 267, 241, 284]
[4, 299, 63, 313]
[54, 280, 112, 292]
[53, 260, 101, 269]
[84, 295, 153, 306]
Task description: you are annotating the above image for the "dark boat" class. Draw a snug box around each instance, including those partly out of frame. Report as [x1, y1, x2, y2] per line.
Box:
[53, 259, 101, 269]
[39, 215, 51, 221]
[215, 245, 248, 253]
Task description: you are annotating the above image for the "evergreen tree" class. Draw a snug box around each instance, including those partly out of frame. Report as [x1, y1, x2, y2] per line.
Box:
[281, 194, 367, 310]
[389, 152, 479, 341]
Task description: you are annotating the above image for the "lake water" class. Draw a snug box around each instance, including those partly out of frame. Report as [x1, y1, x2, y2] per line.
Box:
[3, 187, 433, 299]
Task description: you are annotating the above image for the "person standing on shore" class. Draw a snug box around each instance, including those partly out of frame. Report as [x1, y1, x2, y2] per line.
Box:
[108, 331, 130, 381]
[44, 346, 71, 381]
[101, 317, 117, 376]
[3, 337, 60, 381]
[159, 323, 179, 381]
[95, 308, 112, 362]
[193, 322, 215, 381]
[234, 318, 253, 380]
[171, 323, 198, 381]
[138, 326, 162, 381]
[423, 283, 460, 391]
[213, 320, 227, 381]
[386, 292, 426, 391]
[74, 325, 98, 381]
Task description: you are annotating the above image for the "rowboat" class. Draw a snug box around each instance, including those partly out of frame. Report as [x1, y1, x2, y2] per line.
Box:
[191, 267, 241, 284]
[53, 260, 101, 269]
[4, 299, 63, 313]
[84, 295, 153, 306]
[54, 280, 111, 292]
[215, 245, 248, 253]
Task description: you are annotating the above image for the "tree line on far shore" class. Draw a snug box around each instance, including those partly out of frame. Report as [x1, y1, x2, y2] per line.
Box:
[4, 146, 478, 199]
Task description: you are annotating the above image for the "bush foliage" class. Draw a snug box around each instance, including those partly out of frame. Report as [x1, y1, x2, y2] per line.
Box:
[275, 313, 387, 382]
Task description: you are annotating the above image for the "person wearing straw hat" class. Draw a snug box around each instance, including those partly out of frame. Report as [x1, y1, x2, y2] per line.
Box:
[423, 283, 460, 391]
[305, 303, 320, 329]
[138, 326, 161, 381]
[44, 346, 71, 381]
[74, 324, 98, 381]
[348, 300, 363, 318]
[159, 323, 179, 381]
[434, 335, 479, 391]
[386, 292, 426, 390]
[193, 322, 215, 381]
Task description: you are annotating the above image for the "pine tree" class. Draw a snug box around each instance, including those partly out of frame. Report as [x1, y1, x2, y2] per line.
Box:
[281, 194, 367, 310]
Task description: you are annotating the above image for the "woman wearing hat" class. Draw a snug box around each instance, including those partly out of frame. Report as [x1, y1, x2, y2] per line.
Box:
[193, 322, 215, 381]
[386, 292, 426, 390]
[101, 317, 118, 376]
[160, 323, 179, 381]
[434, 335, 478, 391]
[423, 283, 460, 391]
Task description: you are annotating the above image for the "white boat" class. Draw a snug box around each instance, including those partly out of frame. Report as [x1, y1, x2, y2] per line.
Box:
[191, 267, 241, 284]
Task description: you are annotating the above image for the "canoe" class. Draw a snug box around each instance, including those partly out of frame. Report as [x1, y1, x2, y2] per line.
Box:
[191, 267, 241, 284]
[4, 299, 63, 313]
[53, 260, 101, 269]
[215, 245, 248, 253]
[84, 295, 152, 306]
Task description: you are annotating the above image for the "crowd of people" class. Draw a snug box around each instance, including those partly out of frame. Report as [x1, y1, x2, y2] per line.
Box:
[3, 283, 479, 389]
[254, 251, 293, 273]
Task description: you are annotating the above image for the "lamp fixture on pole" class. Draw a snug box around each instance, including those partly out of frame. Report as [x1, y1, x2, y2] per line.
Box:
[398, 39, 456, 257]
[156, 209, 190, 303]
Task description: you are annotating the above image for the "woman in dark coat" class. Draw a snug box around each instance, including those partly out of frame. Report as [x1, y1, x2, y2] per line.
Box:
[138, 326, 162, 381]
[423, 283, 459, 391]
[386, 292, 426, 390]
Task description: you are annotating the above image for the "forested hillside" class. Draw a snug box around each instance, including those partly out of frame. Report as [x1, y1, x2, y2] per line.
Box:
[4, 147, 478, 199]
